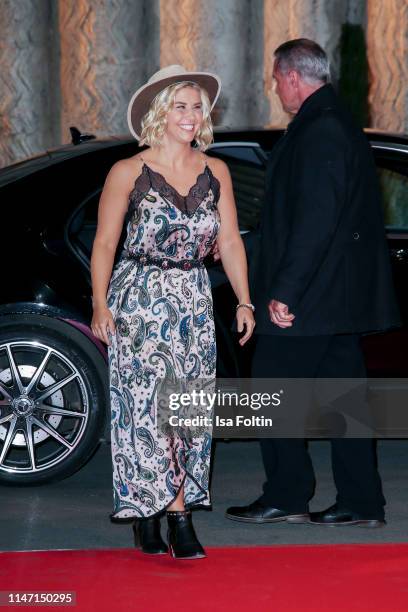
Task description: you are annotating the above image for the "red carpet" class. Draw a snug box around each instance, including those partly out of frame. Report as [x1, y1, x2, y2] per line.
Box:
[1, 544, 408, 611]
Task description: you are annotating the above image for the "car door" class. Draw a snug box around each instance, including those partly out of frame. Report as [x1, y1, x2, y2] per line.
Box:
[361, 142, 408, 376]
[206, 142, 268, 377]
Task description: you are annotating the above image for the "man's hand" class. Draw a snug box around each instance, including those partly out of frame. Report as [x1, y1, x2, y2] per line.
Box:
[268, 299, 295, 328]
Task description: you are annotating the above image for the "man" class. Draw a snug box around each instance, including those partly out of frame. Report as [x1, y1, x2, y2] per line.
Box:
[226, 39, 400, 527]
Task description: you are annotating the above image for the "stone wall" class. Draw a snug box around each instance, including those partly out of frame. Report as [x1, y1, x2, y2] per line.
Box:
[366, 0, 408, 132]
[0, 0, 406, 167]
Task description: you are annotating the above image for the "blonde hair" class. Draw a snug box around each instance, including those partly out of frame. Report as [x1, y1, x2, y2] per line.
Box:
[139, 81, 214, 151]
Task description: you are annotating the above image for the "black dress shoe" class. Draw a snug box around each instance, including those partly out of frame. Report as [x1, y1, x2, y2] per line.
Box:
[132, 517, 168, 554]
[309, 504, 385, 528]
[225, 499, 310, 524]
[167, 510, 206, 560]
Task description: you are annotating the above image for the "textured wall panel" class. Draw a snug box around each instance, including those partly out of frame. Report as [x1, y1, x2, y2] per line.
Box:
[1, 0, 407, 167]
[0, 0, 53, 167]
[160, 0, 269, 128]
[264, 0, 348, 126]
[347, 0, 367, 25]
[263, 0, 290, 126]
[59, 0, 159, 143]
[367, 0, 408, 132]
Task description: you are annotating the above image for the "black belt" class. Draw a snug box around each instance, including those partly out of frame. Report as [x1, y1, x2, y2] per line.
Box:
[121, 251, 204, 271]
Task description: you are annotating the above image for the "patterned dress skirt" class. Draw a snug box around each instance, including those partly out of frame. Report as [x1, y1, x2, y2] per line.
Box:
[107, 161, 220, 519]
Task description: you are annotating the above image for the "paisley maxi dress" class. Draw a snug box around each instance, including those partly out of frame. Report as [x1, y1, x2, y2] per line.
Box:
[106, 158, 221, 519]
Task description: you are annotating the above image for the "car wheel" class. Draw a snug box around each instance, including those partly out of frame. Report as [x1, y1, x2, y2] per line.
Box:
[0, 314, 108, 485]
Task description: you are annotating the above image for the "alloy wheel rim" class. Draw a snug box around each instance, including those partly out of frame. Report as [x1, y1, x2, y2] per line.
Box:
[0, 341, 90, 474]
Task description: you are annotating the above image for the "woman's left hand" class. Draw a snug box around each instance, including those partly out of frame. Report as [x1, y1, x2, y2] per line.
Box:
[236, 307, 256, 346]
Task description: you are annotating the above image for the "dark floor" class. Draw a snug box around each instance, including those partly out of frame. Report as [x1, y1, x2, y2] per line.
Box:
[1, 440, 407, 551]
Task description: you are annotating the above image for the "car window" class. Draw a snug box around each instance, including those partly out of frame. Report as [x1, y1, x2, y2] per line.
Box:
[377, 167, 408, 230]
[66, 189, 99, 268]
[66, 189, 126, 270]
[207, 145, 266, 231]
[373, 151, 408, 231]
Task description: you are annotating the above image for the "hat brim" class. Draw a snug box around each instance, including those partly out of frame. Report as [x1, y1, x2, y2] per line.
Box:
[127, 71, 221, 141]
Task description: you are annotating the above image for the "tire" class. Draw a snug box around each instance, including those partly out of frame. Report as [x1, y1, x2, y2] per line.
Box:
[0, 314, 108, 485]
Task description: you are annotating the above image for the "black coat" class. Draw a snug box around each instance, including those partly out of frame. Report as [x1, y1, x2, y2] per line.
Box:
[251, 84, 400, 336]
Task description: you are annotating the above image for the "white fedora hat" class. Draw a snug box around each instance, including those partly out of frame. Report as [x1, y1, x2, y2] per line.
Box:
[127, 64, 221, 140]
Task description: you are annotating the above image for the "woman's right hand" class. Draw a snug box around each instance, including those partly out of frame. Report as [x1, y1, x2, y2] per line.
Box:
[91, 305, 116, 345]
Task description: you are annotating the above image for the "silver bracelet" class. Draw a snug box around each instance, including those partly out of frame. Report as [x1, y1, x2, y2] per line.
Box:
[236, 303, 255, 312]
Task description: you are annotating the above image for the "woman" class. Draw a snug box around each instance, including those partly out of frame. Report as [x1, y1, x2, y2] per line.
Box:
[90, 65, 255, 559]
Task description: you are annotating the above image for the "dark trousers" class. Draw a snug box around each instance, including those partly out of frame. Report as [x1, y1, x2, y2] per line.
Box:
[252, 334, 385, 518]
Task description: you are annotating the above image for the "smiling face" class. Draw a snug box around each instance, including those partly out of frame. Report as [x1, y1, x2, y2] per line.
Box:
[164, 86, 204, 144]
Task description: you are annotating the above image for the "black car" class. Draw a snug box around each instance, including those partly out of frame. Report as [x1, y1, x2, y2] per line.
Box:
[0, 127, 407, 485]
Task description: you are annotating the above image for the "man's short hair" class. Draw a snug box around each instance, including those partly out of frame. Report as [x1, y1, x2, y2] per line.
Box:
[274, 39, 331, 85]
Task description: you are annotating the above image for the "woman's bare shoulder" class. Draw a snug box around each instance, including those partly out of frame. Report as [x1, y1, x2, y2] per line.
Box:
[204, 154, 230, 180]
[106, 155, 144, 185]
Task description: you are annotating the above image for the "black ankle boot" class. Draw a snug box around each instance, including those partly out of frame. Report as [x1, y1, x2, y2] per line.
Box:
[132, 517, 168, 555]
[166, 510, 206, 559]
